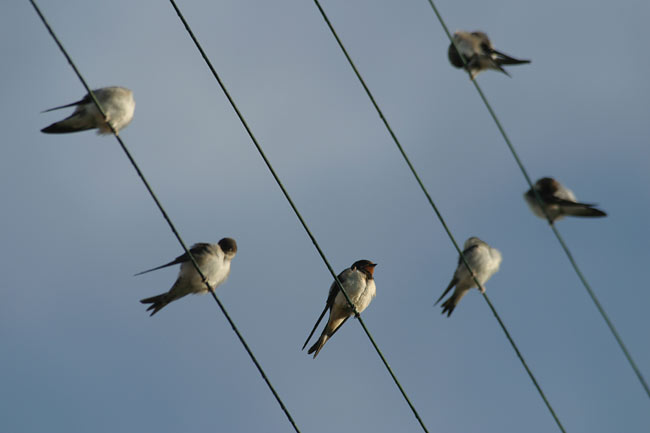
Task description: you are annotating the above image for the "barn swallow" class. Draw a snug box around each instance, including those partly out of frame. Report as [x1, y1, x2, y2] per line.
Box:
[448, 31, 530, 79]
[302, 260, 377, 358]
[137, 238, 237, 316]
[524, 177, 607, 224]
[436, 237, 502, 316]
[41, 86, 135, 134]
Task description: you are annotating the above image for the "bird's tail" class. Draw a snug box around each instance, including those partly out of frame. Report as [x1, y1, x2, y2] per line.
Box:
[307, 334, 329, 359]
[493, 49, 531, 66]
[41, 100, 83, 113]
[435, 278, 457, 306]
[306, 315, 349, 359]
[41, 114, 94, 134]
[140, 293, 173, 316]
[440, 290, 469, 317]
[490, 60, 512, 78]
[563, 203, 607, 218]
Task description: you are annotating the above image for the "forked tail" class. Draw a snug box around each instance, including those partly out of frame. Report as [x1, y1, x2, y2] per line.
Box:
[140, 293, 172, 316]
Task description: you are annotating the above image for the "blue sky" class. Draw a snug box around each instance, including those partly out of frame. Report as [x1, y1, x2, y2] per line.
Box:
[2, 0, 649, 432]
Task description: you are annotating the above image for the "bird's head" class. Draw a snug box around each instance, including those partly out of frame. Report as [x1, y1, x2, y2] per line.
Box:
[351, 260, 377, 276]
[218, 237, 238, 257]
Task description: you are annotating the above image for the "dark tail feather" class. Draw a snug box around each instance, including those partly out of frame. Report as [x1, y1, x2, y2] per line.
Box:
[40, 110, 95, 134]
[41, 100, 82, 113]
[440, 293, 458, 317]
[435, 278, 457, 306]
[302, 306, 329, 350]
[307, 335, 327, 358]
[41, 94, 91, 113]
[41, 120, 93, 134]
[140, 293, 171, 316]
[494, 62, 512, 77]
[564, 204, 607, 218]
[134, 260, 179, 276]
[306, 316, 349, 359]
[493, 49, 531, 66]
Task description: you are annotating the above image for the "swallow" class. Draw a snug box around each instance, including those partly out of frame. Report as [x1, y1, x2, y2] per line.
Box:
[524, 177, 607, 224]
[448, 31, 530, 79]
[435, 237, 502, 317]
[137, 238, 237, 316]
[302, 260, 377, 358]
[41, 86, 135, 134]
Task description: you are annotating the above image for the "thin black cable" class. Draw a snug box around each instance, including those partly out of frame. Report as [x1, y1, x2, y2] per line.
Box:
[28, 2, 302, 431]
[166, 1, 430, 431]
[311, 1, 567, 431]
[423, 0, 650, 400]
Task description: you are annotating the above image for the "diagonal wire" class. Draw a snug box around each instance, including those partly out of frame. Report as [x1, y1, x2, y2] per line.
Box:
[311, 1, 567, 431]
[423, 0, 650, 400]
[166, 1, 430, 431]
[28, 1, 302, 431]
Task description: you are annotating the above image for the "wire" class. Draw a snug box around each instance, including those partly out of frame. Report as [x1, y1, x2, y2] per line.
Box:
[423, 0, 650, 401]
[28, 1, 302, 431]
[310, 1, 567, 431]
[166, 1, 431, 431]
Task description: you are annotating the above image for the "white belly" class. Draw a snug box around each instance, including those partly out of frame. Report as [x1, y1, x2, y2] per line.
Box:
[333, 273, 376, 314]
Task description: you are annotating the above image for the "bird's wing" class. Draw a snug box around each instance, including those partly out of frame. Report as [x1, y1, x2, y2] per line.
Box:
[134, 243, 212, 276]
[438, 244, 479, 300]
[457, 244, 479, 266]
[492, 48, 531, 65]
[301, 268, 350, 350]
[543, 194, 593, 208]
[558, 202, 607, 217]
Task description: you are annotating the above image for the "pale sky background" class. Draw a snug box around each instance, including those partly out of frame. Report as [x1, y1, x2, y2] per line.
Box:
[2, 1, 649, 432]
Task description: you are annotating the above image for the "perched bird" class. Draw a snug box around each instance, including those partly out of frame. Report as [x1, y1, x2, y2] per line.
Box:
[41, 86, 135, 134]
[524, 177, 607, 224]
[137, 238, 237, 316]
[436, 237, 502, 317]
[302, 260, 377, 358]
[448, 31, 530, 79]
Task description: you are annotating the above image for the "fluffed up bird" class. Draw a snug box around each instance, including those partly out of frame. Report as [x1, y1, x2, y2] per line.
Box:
[524, 177, 607, 224]
[436, 237, 502, 317]
[41, 86, 135, 134]
[302, 260, 377, 358]
[137, 238, 237, 316]
[448, 31, 530, 79]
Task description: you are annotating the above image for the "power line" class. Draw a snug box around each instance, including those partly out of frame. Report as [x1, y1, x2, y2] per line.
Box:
[28, 1, 302, 431]
[310, 1, 567, 432]
[423, 0, 650, 401]
[166, 1, 431, 431]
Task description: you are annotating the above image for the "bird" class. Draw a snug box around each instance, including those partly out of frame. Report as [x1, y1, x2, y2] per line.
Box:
[447, 31, 530, 79]
[41, 86, 135, 134]
[137, 238, 237, 316]
[302, 260, 377, 358]
[524, 177, 607, 224]
[435, 237, 502, 317]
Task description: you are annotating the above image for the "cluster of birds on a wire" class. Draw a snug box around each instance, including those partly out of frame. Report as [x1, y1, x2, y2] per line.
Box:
[40, 31, 607, 359]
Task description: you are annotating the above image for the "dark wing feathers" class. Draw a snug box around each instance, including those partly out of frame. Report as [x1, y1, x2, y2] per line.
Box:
[134, 243, 211, 276]
[457, 244, 479, 266]
[436, 244, 477, 305]
[301, 268, 350, 350]
[492, 48, 531, 65]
